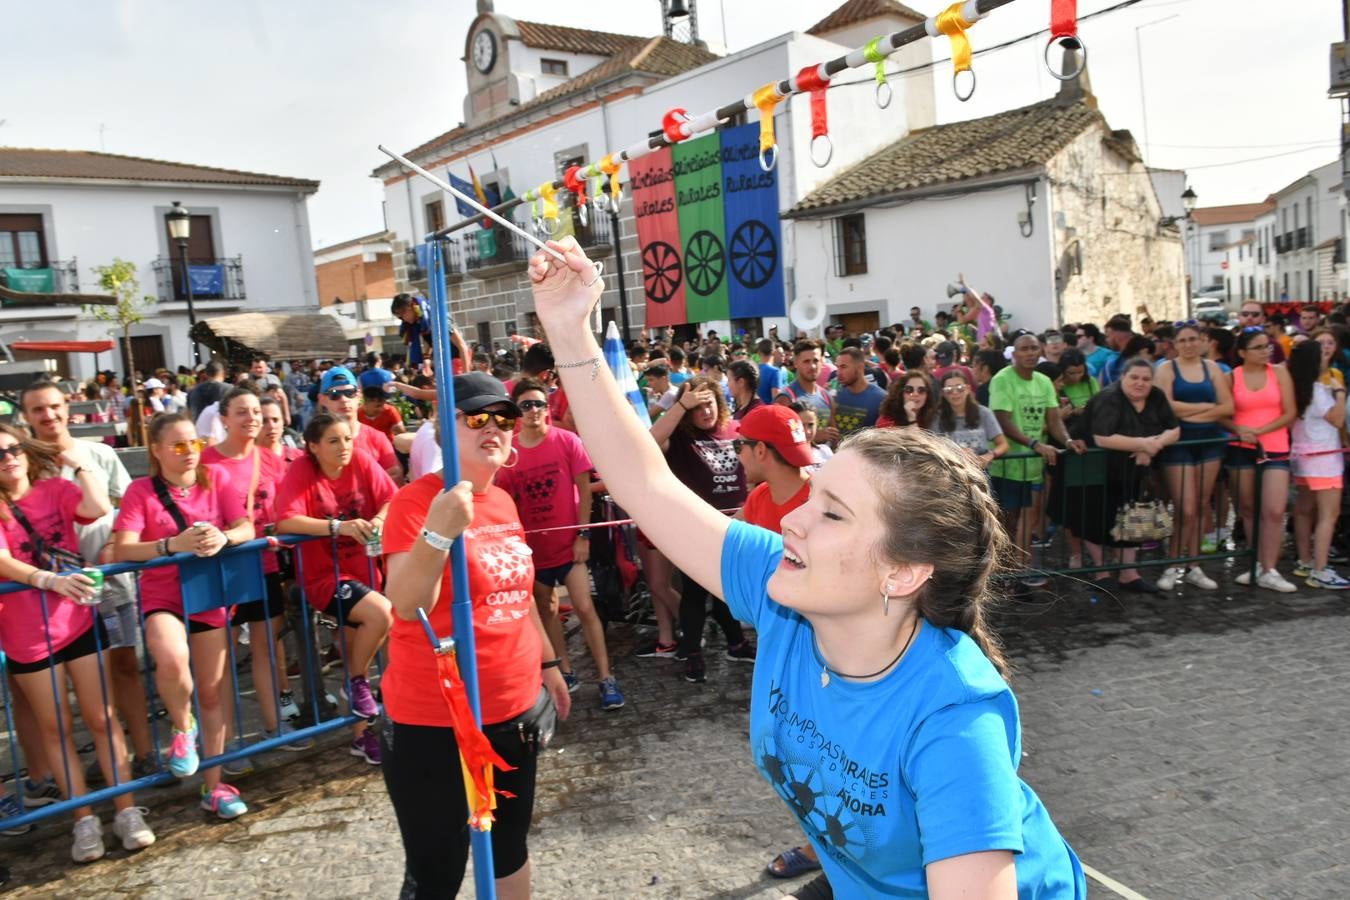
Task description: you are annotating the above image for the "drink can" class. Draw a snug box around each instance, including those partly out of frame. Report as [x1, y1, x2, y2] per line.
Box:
[193, 521, 212, 530]
[79, 567, 104, 606]
[366, 528, 383, 558]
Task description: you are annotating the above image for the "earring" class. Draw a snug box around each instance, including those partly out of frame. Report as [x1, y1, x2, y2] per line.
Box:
[501, 446, 519, 469]
[882, 589, 890, 617]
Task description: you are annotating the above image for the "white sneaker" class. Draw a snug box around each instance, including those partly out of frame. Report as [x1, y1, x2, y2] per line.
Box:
[1157, 567, 1183, 591]
[1256, 568, 1297, 593]
[112, 806, 155, 850]
[71, 814, 105, 863]
[1183, 567, 1218, 590]
[1309, 567, 1350, 590]
[1235, 566, 1260, 586]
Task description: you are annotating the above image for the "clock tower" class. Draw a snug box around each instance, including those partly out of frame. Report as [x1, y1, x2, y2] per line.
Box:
[463, 0, 520, 128]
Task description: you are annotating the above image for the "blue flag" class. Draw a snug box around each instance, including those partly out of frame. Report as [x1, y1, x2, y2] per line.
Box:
[604, 321, 651, 427]
[447, 171, 477, 219]
[719, 123, 785, 318]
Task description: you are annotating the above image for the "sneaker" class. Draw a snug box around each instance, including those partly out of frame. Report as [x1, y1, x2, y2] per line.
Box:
[0, 794, 33, 836]
[200, 783, 248, 820]
[349, 731, 381, 765]
[319, 644, 343, 673]
[112, 806, 155, 851]
[599, 677, 625, 710]
[1329, 546, 1349, 564]
[71, 814, 105, 863]
[1183, 567, 1218, 590]
[267, 721, 315, 752]
[132, 751, 160, 779]
[1200, 532, 1219, 554]
[684, 652, 706, 684]
[1030, 534, 1053, 549]
[1256, 568, 1297, 593]
[22, 775, 61, 808]
[561, 671, 580, 693]
[1019, 575, 1049, 590]
[635, 640, 678, 659]
[222, 751, 254, 777]
[278, 690, 301, 722]
[1309, 567, 1350, 590]
[1235, 566, 1259, 586]
[1292, 559, 1314, 579]
[167, 718, 200, 778]
[1156, 567, 1184, 592]
[343, 675, 380, 719]
[725, 640, 756, 663]
[673, 636, 707, 661]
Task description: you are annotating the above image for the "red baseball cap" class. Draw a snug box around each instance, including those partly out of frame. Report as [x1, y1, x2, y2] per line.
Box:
[739, 405, 815, 469]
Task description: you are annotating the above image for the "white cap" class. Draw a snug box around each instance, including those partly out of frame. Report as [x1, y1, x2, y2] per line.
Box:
[143, 377, 165, 389]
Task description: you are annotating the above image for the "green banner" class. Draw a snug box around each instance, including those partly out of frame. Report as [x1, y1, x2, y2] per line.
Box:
[672, 134, 729, 321]
[4, 267, 54, 293]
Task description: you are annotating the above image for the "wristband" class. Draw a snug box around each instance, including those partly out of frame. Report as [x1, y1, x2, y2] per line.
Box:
[1028, 439, 1040, 451]
[159, 537, 171, 556]
[328, 517, 340, 538]
[541, 658, 562, 670]
[420, 528, 456, 552]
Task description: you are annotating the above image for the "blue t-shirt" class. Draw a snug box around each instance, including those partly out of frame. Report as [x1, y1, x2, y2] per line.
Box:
[831, 383, 886, 436]
[720, 520, 1085, 898]
[359, 367, 395, 390]
[1085, 346, 1116, 380]
[757, 362, 783, 405]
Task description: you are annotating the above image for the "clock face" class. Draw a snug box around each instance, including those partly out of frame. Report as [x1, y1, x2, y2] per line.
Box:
[472, 30, 497, 74]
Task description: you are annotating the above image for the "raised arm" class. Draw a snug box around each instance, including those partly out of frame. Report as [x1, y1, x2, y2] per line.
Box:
[530, 239, 729, 598]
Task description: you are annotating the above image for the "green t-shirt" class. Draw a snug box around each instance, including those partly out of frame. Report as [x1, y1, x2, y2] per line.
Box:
[987, 366, 1058, 483]
[1061, 376, 1099, 410]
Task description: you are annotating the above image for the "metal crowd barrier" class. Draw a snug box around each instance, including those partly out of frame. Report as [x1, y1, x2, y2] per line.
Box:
[0, 534, 377, 833]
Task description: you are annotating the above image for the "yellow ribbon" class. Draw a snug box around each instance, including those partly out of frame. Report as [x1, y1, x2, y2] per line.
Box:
[863, 36, 888, 85]
[599, 153, 623, 201]
[935, 3, 975, 74]
[751, 83, 781, 156]
[539, 182, 559, 221]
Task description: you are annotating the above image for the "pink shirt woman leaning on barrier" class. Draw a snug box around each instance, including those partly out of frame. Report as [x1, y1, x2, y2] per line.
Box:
[113, 412, 254, 820]
[0, 424, 155, 862]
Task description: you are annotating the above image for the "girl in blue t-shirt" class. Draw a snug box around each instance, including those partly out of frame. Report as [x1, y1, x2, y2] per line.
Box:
[528, 238, 1086, 899]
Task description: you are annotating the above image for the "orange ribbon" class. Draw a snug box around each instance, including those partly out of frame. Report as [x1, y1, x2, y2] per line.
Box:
[598, 153, 623, 203]
[935, 3, 975, 74]
[751, 83, 782, 157]
[431, 649, 515, 831]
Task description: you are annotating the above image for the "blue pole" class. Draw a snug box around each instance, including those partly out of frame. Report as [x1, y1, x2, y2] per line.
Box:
[427, 240, 497, 897]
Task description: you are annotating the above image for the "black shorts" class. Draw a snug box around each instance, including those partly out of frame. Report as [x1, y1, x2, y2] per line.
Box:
[8, 618, 109, 675]
[145, 609, 221, 635]
[381, 711, 539, 896]
[326, 579, 373, 624]
[534, 562, 575, 589]
[232, 572, 288, 625]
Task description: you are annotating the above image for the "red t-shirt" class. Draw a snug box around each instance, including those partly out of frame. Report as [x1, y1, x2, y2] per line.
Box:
[357, 404, 403, 439]
[741, 479, 811, 535]
[274, 452, 396, 608]
[0, 479, 99, 663]
[495, 428, 593, 568]
[354, 422, 398, 473]
[201, 445, 285, 575]
[381, 477, 542, 727]
[114, 473, 246, 628]
[547, 387, 572, 432]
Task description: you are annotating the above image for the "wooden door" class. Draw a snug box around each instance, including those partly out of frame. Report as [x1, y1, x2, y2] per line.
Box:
[838, 311, 880, 336]
[164, 214, 215, 299]
[120, 335, 165, 382]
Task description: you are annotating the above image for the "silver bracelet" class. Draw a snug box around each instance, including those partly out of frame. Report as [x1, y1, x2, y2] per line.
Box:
[582, 260, 605, 288]
[420, 528, 456, 552]
[555, 355, 602, 382]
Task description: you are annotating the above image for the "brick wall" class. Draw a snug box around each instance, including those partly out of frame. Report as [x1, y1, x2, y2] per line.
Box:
[316, 250, 395, 308]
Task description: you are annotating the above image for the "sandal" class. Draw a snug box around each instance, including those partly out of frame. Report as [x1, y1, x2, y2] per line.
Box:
[767, 846, 821, 879]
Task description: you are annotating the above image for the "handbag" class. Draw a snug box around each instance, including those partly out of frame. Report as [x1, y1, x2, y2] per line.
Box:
[6, 502, 85, 572]
[1110, 493, 1173, 543]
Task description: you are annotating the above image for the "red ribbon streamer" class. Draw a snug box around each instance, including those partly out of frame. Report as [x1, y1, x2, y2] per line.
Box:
[432, 650, 515, 830]
[661, 108, 689, 144]
[563, 165, 586, 206]
[1051, 0, 1078, 39]
[796, 66, 829, 140]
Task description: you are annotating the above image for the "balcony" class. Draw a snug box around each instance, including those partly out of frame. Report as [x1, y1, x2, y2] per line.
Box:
[1295, 227, 1310, 250]
[406, 239, 466, 285]
[463, 211, 611, 278]
[1275, 234, 1290, 255]
[151, 255, 245, 303]
[0, 258, 80, 297]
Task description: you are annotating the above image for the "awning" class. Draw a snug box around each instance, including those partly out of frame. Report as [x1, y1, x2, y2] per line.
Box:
[190, 312, 349, 364]
[10, 340, 116, 354]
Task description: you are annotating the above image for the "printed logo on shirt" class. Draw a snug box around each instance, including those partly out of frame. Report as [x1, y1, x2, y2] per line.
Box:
[523, 475, 557, 504]
[475, 537, 532, 589]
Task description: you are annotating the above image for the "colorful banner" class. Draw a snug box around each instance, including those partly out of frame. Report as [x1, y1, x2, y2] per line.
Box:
[720, 123, 785, 319]
[3, 267, 54, 293]
[448, 172, 478, 218]
[629, 146, 687, 327]
[184, 264, 224, 296]
[672, 133, 729, 322]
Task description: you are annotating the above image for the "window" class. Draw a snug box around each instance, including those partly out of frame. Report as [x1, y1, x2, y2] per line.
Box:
[0, 214, 47, 268]
[1211, 275, 1225, 288]
[475, 321, 492, 350]
[834, 214, 867, 276]
[424, 199, 446, 235]
[540, 58, 569, 77]
[1208, 230, 1229, 252]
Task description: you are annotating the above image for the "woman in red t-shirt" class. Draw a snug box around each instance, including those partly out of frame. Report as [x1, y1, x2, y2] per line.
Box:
[258, 395, 303, 463]
[201, 388, 303, 745]
[112, 413, 254, 820]
[0, 424, 157, 859]
[275, 413, 395, 764]
[382, 372, 572, 899]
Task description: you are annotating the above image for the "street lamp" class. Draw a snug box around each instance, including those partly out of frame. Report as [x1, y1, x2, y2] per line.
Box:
[1160, 186, 1198, 229]
[167, 201, 201, 365]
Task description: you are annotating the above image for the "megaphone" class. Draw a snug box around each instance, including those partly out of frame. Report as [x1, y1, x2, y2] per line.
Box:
[789, 295, 826, 333]
[946, 283, 968, 298]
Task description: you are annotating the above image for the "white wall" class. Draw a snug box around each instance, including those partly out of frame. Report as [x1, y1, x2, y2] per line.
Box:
[0, 181, 317, 379]
[794, 180, 1055, 330]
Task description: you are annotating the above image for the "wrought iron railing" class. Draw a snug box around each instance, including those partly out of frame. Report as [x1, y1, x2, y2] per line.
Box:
[463, 210, 611, 273]
[151, 255, 246, 302]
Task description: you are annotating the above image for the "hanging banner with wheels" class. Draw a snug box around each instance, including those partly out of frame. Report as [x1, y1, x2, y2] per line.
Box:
[720, 123, 785, 319]
[630, 147, 687, 327]
[672, 133, 729, 322]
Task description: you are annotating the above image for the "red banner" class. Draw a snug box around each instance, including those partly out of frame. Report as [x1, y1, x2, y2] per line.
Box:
[629, 147, 687, 327]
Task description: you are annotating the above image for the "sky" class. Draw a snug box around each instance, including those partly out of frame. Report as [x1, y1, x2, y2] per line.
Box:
[4, 0, 1341, 249]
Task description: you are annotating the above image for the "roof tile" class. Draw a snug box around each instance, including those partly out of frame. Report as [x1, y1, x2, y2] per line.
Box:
[1190, 202, 1276, 227]
[0, 147, 317, 189]
[807, 0, 928, 36]
[514, 20, 647, 57]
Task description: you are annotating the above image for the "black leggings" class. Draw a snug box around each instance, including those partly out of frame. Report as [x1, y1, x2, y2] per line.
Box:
[381, 719, 538, 898]
[676, 570, 744, 657]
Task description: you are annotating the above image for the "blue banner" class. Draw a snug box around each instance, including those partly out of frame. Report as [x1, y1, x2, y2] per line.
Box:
[183, 264, 223, 296]
[448, 172, 477, 218]
[719, 123, 785, 319]
[414, 243, 430, 272]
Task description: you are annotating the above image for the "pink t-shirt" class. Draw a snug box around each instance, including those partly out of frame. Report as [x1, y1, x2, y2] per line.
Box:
[495, 428, 594, 569]
[354, 423, 398, 473]
[201, 445, 285, 575]
[0, 479, 99, 663]
[274, 452, 396, 610]
[114, 473, 246, 628]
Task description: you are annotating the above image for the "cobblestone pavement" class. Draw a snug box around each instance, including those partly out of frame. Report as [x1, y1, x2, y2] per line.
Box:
[2, 562, 1347, 899]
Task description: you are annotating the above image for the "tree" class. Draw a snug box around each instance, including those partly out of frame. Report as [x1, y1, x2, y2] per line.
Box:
[88, 259, 155, 445]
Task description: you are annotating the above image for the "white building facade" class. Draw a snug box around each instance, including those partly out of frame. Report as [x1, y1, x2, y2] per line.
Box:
[1184, 201, 1271, 302]
[0, 148, 319, 381]
[1272, 160, 1346, 304]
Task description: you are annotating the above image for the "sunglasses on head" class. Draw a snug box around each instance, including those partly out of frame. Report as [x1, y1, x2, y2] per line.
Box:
[461, 411, 517, 430]
[903, 385, 928, 395]
[325, 387, 358, 400]
[0, 446, 24, 460]
[517, 399, 548, 411]
[166, 438, 207, 455]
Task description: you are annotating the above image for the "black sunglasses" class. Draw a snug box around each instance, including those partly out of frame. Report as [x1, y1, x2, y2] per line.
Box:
[0, 446, 24, 460]
[325, 388, 358, 400]
[732, 438, 758, 453]
[518, 399, 548, 411]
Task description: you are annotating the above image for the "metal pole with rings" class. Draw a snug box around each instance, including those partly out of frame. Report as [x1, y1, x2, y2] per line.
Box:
[1045, 0, 1087, 81]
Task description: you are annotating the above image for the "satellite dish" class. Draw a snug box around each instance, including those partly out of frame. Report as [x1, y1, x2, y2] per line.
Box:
[789, 295, 826, 333]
